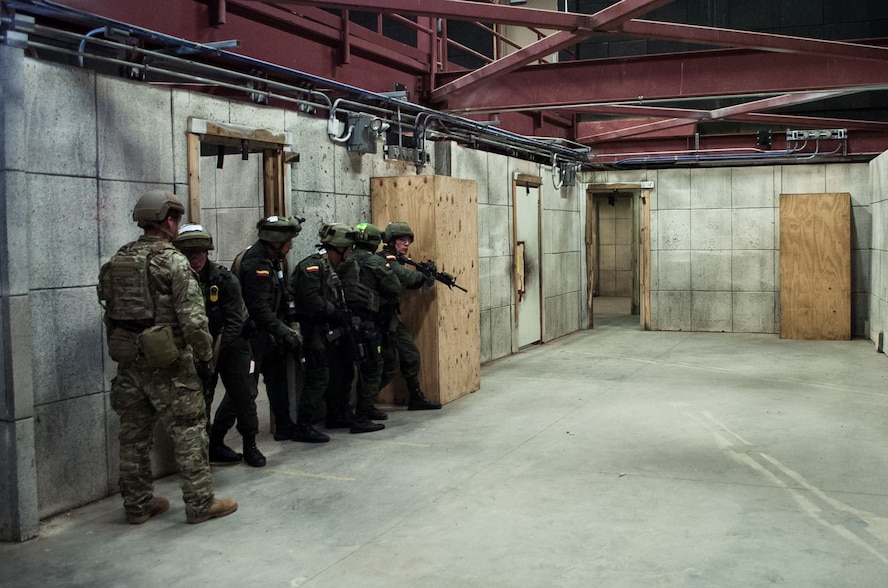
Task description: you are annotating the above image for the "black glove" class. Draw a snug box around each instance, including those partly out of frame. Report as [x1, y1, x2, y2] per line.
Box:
[196, 359, 215, 388]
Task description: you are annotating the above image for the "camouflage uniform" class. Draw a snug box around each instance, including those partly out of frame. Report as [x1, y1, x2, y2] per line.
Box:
[102, 235, 216, 522]
[377, 244, 428, 394]
[339, 247, 402, 418]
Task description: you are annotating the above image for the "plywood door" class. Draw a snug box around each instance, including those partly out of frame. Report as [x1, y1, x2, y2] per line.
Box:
[779, 193, 851, 340]
[371, 175, 480, 405]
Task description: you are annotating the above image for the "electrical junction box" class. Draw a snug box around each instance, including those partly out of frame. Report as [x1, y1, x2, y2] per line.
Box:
[786, 129, 847, 141]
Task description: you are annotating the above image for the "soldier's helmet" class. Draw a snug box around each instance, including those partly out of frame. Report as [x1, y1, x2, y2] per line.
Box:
[132, 190, 185, 227]
[353, 222, 383, 249]
[174, 223, 214, 252]
[384, 221, 414, 243]
[319, 223, 356, 248]
[257, 215, 302, 242]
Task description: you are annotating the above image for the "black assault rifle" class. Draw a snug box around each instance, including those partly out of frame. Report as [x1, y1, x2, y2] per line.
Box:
[397, 254, 467, 292]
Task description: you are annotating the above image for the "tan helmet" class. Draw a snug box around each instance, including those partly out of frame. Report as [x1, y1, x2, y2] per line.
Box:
[132, 190, 185, 227]
[175, 223, 214, 252]
[256, 215, 303, 243]
[319, 223, 356, 248]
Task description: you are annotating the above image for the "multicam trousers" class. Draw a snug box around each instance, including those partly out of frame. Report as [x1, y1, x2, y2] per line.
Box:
[111, 351, 214, 520]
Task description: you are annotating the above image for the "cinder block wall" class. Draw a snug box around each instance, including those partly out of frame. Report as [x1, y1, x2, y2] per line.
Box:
[869, 152, 888, 348]
[599, 164, 872, 334]
[445, 145, 585, 364]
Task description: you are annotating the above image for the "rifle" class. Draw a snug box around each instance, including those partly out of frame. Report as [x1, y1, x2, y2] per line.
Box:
[397, 254, 468, 292]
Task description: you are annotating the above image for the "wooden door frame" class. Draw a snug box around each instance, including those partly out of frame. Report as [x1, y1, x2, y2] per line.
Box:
[586, 183, 652, 330]
[512, 174, 543, 334]
[185, 118, 295, 221]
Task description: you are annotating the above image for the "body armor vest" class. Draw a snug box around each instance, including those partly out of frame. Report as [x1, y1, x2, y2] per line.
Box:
[337, 256, 380, 313]
[98, 240, 166, 328]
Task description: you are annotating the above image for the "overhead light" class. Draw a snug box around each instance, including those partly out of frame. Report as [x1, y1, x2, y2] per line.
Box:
[510, 0, 528, 4]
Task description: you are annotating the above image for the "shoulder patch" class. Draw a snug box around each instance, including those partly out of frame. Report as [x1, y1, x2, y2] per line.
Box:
[255, 269, 270, 277]
[306, 265, 320, 273]
[384, 262, 392, 269]
[385, 254, 397, 261]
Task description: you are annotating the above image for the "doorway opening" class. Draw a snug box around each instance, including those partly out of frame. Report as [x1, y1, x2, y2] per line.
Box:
[586, 183, 652, 329]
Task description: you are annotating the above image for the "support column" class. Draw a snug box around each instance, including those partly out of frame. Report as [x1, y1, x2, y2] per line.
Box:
[0, 44, 39, 542]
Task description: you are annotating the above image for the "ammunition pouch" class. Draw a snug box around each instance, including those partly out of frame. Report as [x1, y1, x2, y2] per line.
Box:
[107, 327, 140, 363]
[139, 325, 179, 368]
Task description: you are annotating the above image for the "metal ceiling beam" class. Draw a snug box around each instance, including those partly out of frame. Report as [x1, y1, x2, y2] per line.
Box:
[577, 91, 859, 142]
[620, 20, 888, 63]
[430, 0, 675, 102]
[437, 48, 888, 114]
[261, 0, 595, 29]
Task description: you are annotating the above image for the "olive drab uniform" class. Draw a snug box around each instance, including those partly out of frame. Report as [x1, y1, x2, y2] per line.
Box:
[236, 241, 301, 439]
[338, 248, 402, 421]
[377, 244, 429, 396]
[291, 251, 353, 428]
[98, 235, 216, 522]
[199, 261, 263, 458]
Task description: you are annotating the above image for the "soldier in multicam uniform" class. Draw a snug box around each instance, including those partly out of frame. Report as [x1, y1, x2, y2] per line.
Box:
[234, 216, 314, 442]
[378, 221, 442, 412]
[337, 222, 402, 433]
[97, 190, 237, 525]
[174, 224, 266, 468]
[291, 223, 357, 432]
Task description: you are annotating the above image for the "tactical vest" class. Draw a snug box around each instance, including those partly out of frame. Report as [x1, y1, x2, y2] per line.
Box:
[97, 240, 166, 329]
[337, 255, 379, 313]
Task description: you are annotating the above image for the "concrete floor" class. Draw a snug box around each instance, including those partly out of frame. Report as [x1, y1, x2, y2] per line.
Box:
[3, 318, 888, 587]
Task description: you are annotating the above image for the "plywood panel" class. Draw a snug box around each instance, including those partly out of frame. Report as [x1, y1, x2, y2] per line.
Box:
[779, 193, 851, 340]
[372, 175, 480, 405]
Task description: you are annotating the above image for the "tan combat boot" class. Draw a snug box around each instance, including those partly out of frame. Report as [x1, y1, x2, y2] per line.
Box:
[186, 497, 238, 524]
[126, 496, 170, 524]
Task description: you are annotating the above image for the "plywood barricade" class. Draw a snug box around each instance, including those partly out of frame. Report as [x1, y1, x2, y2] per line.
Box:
[371, 175, 480, 405]
[779, 192, 851, 340]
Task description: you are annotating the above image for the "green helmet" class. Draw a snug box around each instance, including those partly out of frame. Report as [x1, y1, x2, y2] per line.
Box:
[175, 223, 214, 252]
[257, 215, 302, 242]
[132, 190, 185, 227]
[354, 222, 383, 249]
[384, 221, 414, 243]
[319, 223, 356, 248]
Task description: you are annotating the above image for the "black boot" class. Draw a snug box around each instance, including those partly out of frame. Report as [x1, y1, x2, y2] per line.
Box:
[209, 428, 243, 464]
[292, 422, 331, 443]
[325, 411, 353, 429]
[367, 406, 388, 420]
[350, 415, 385, 434]
[408, 387, 442, 411]
[242, 434, 266, 468]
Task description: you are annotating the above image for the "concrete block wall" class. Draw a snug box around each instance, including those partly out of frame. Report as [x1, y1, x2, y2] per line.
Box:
[600, 163, 871, 334]
[869, 152, 888, 348]
[447, 144, 584, 363]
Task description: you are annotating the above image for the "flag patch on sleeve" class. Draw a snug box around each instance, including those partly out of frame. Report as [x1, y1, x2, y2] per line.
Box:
[306, 265, 319, 273]
[255, 269, 270, 277]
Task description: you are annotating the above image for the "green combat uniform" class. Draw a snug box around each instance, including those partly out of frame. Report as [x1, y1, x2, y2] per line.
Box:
[291, 223, 357, 430]
[379, 222, 442, 410]
[338, 223, 402, 433]
[235, 216, 306, 442]
[175, 224, 265, 468]
[98, 190, 237, 525]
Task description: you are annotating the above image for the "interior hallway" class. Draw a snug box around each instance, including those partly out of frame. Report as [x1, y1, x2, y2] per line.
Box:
[3, 321, 888, 587]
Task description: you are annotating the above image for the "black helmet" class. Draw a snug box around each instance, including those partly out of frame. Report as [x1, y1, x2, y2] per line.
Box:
[257, 215, 303, 242]
[175, 223, 214, 252]
[132, 190, 185, 227]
